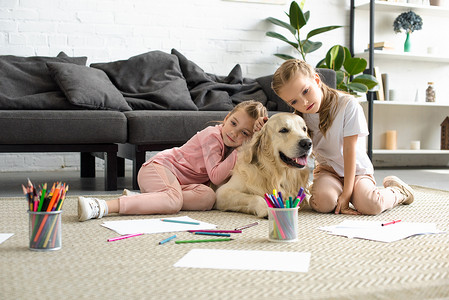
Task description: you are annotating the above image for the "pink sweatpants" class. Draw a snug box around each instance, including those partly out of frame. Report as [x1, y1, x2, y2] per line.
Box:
[309, 165, 405, 215]
[118, 162, 216, 215]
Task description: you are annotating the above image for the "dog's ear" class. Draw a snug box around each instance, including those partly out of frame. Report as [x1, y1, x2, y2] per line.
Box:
[248, 126, 270, 164]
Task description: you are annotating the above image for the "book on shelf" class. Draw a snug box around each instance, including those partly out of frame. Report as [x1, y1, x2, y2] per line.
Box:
[373, 67, 385, 101]
[366, 41, 395, 52]
[364, 46, 395, 52]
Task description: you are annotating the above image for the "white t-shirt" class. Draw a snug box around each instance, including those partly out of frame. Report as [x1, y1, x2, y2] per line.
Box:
[303, 94, 374, 177]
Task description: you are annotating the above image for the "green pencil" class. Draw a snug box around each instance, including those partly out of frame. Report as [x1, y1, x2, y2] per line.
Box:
[175, 238, 233, 244]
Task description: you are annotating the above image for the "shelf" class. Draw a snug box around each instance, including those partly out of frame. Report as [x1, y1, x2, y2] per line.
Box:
[359, 101, 449, 107]
[355, 1, 449, 17]
[355, 50, 449, 63]
[374, 149, 449, 154]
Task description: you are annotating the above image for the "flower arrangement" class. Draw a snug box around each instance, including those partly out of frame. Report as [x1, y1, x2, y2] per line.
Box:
[393, 11, 423, 34]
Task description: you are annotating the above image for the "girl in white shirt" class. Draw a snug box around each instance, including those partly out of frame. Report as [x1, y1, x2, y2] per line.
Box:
[264, 59, 414, 215]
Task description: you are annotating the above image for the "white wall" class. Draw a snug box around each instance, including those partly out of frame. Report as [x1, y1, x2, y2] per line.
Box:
[0, 0, 348, 171]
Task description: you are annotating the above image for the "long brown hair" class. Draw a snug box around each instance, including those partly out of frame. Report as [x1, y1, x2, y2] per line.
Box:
[224, 100, 268, 123]
[271, 59, 339, 136]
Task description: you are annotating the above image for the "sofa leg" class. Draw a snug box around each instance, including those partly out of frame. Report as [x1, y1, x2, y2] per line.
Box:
[80, 152, 95, 178]
[117, 157, 125, 177]
[132, 150, 146, 190]
[104, 151, 118, 191]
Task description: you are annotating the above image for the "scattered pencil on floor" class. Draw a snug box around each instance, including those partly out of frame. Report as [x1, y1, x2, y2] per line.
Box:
[175, 238, 233, 244]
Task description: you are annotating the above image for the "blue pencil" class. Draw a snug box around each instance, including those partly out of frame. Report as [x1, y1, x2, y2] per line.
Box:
[159, 234, 177, 245]
[161, 219, 200, 225]
[194, 232, 231, 237]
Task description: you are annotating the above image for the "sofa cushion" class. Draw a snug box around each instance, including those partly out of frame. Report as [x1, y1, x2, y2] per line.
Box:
[125, 111, 230, 145]
[0, 52, 87, 110]
[0, 110, 127, 144]
[256, 75, 293, 112]
[47, 62, 132, 112]
[91, 51, 198, 111]
[171, 49, 267, 111]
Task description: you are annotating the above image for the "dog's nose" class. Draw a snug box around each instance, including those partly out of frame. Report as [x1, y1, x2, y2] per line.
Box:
[299, 138, 312, 150]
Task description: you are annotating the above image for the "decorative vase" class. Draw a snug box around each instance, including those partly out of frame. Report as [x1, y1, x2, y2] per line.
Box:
[404, 32, 411, 52]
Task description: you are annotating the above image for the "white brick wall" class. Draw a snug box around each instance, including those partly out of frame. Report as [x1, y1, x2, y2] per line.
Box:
[0, 0, 347, 171]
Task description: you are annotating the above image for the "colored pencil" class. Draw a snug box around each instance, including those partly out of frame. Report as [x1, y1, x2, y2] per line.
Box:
[187, 230, 242, 233]
[234, 222, 259, 231]
[194, 232, 231, 237]
[381, 220, 401, 226]
[175, 238, 233, 244]
[161, 219, 200, 225]
[37, 183, 47, 212]
[159, 234, 177, 245]
[108, 233, 144, 242]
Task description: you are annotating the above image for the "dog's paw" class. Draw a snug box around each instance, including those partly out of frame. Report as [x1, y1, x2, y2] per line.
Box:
[253, 197, 268, 218]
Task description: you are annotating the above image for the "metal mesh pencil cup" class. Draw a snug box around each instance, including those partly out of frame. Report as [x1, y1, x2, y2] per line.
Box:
[268, 207, 298, 242]
[28, 210, 62, 251]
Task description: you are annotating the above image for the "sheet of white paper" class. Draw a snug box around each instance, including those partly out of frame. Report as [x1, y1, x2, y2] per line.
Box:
[0, 233, 14, 244]
[174, 249, 311, 273]
[101, 216, 216, 235]
[318, 220, 444, 243]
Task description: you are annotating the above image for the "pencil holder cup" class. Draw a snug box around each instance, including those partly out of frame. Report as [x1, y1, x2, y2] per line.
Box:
[268, 207, 298, 242]
[28, 210, 62, 251]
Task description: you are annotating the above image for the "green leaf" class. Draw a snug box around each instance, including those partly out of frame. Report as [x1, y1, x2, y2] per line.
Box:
[344, 57, 367, 76]
[306, 25, 342, 39]
[289, 1, 307, 30]
[325, 45, 345, 71]
[274, 53, 297, 60]
[304, 11, 310, 23]
[266, 17, 296, 36]
[266, 32, 299, 48]
[336, 70, 345, 85]
[347, 82, 368, 93]
[352, 74, 378, 91]
[337, 82, 348, 92]
[302, 40, 322, 54]
[316, 58, 327, 68]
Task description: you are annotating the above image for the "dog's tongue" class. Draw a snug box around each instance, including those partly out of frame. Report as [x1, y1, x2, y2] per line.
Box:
[294, 156, 308, 166]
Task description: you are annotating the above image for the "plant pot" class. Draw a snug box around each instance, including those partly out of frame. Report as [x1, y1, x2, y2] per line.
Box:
[430, 0, 443, 6]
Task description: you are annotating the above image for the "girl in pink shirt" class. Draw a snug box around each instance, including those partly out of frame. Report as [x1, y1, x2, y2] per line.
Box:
[78, 100, 268, 221]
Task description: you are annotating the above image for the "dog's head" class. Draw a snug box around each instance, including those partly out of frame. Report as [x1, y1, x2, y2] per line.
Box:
[246, 113, 312, 169]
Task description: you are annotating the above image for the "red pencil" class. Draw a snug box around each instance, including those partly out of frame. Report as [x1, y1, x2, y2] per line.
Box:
[381, 219, 401, 226]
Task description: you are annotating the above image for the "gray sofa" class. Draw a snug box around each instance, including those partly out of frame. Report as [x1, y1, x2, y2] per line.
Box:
[0, 50, 335, 190]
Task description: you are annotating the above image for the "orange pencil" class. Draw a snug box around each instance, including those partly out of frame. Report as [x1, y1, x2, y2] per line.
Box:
[46, 183, 61, 212]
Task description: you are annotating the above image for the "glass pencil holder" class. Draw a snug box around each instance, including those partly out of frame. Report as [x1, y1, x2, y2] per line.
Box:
[28, 210, 62, 251]
[268, 207, 298, 242]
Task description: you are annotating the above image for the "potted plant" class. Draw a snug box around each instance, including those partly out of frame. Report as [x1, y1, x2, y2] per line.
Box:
[316, 45, 378, 96]
[393, 11, 423, 52]
[265, 1, 341, 61]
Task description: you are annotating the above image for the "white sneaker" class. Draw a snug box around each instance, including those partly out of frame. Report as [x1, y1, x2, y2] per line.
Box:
[383, 176, 415, 205]
[122, 189, 140, 196]
[78, 196, 108, 222]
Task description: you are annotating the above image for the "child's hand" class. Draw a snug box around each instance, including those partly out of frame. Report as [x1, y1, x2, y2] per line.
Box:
[254, 116, 268, 132]
[335, 195, 360, 215]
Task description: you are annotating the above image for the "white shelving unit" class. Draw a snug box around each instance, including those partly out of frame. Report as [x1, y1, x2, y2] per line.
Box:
[351, 0, 449, 167]
[356, 1, 449, 16]
[359, 101, 449, 167]
[356, 50, 449, 63]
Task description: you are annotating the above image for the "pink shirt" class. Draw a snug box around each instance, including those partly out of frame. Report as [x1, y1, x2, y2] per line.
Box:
[143, 125, 237, 186]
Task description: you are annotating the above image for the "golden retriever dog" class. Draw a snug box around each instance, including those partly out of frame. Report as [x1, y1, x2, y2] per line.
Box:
[215, 113, 311, 218]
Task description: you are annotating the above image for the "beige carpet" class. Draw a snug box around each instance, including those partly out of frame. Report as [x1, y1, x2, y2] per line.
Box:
[1, 186, 449, 300]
